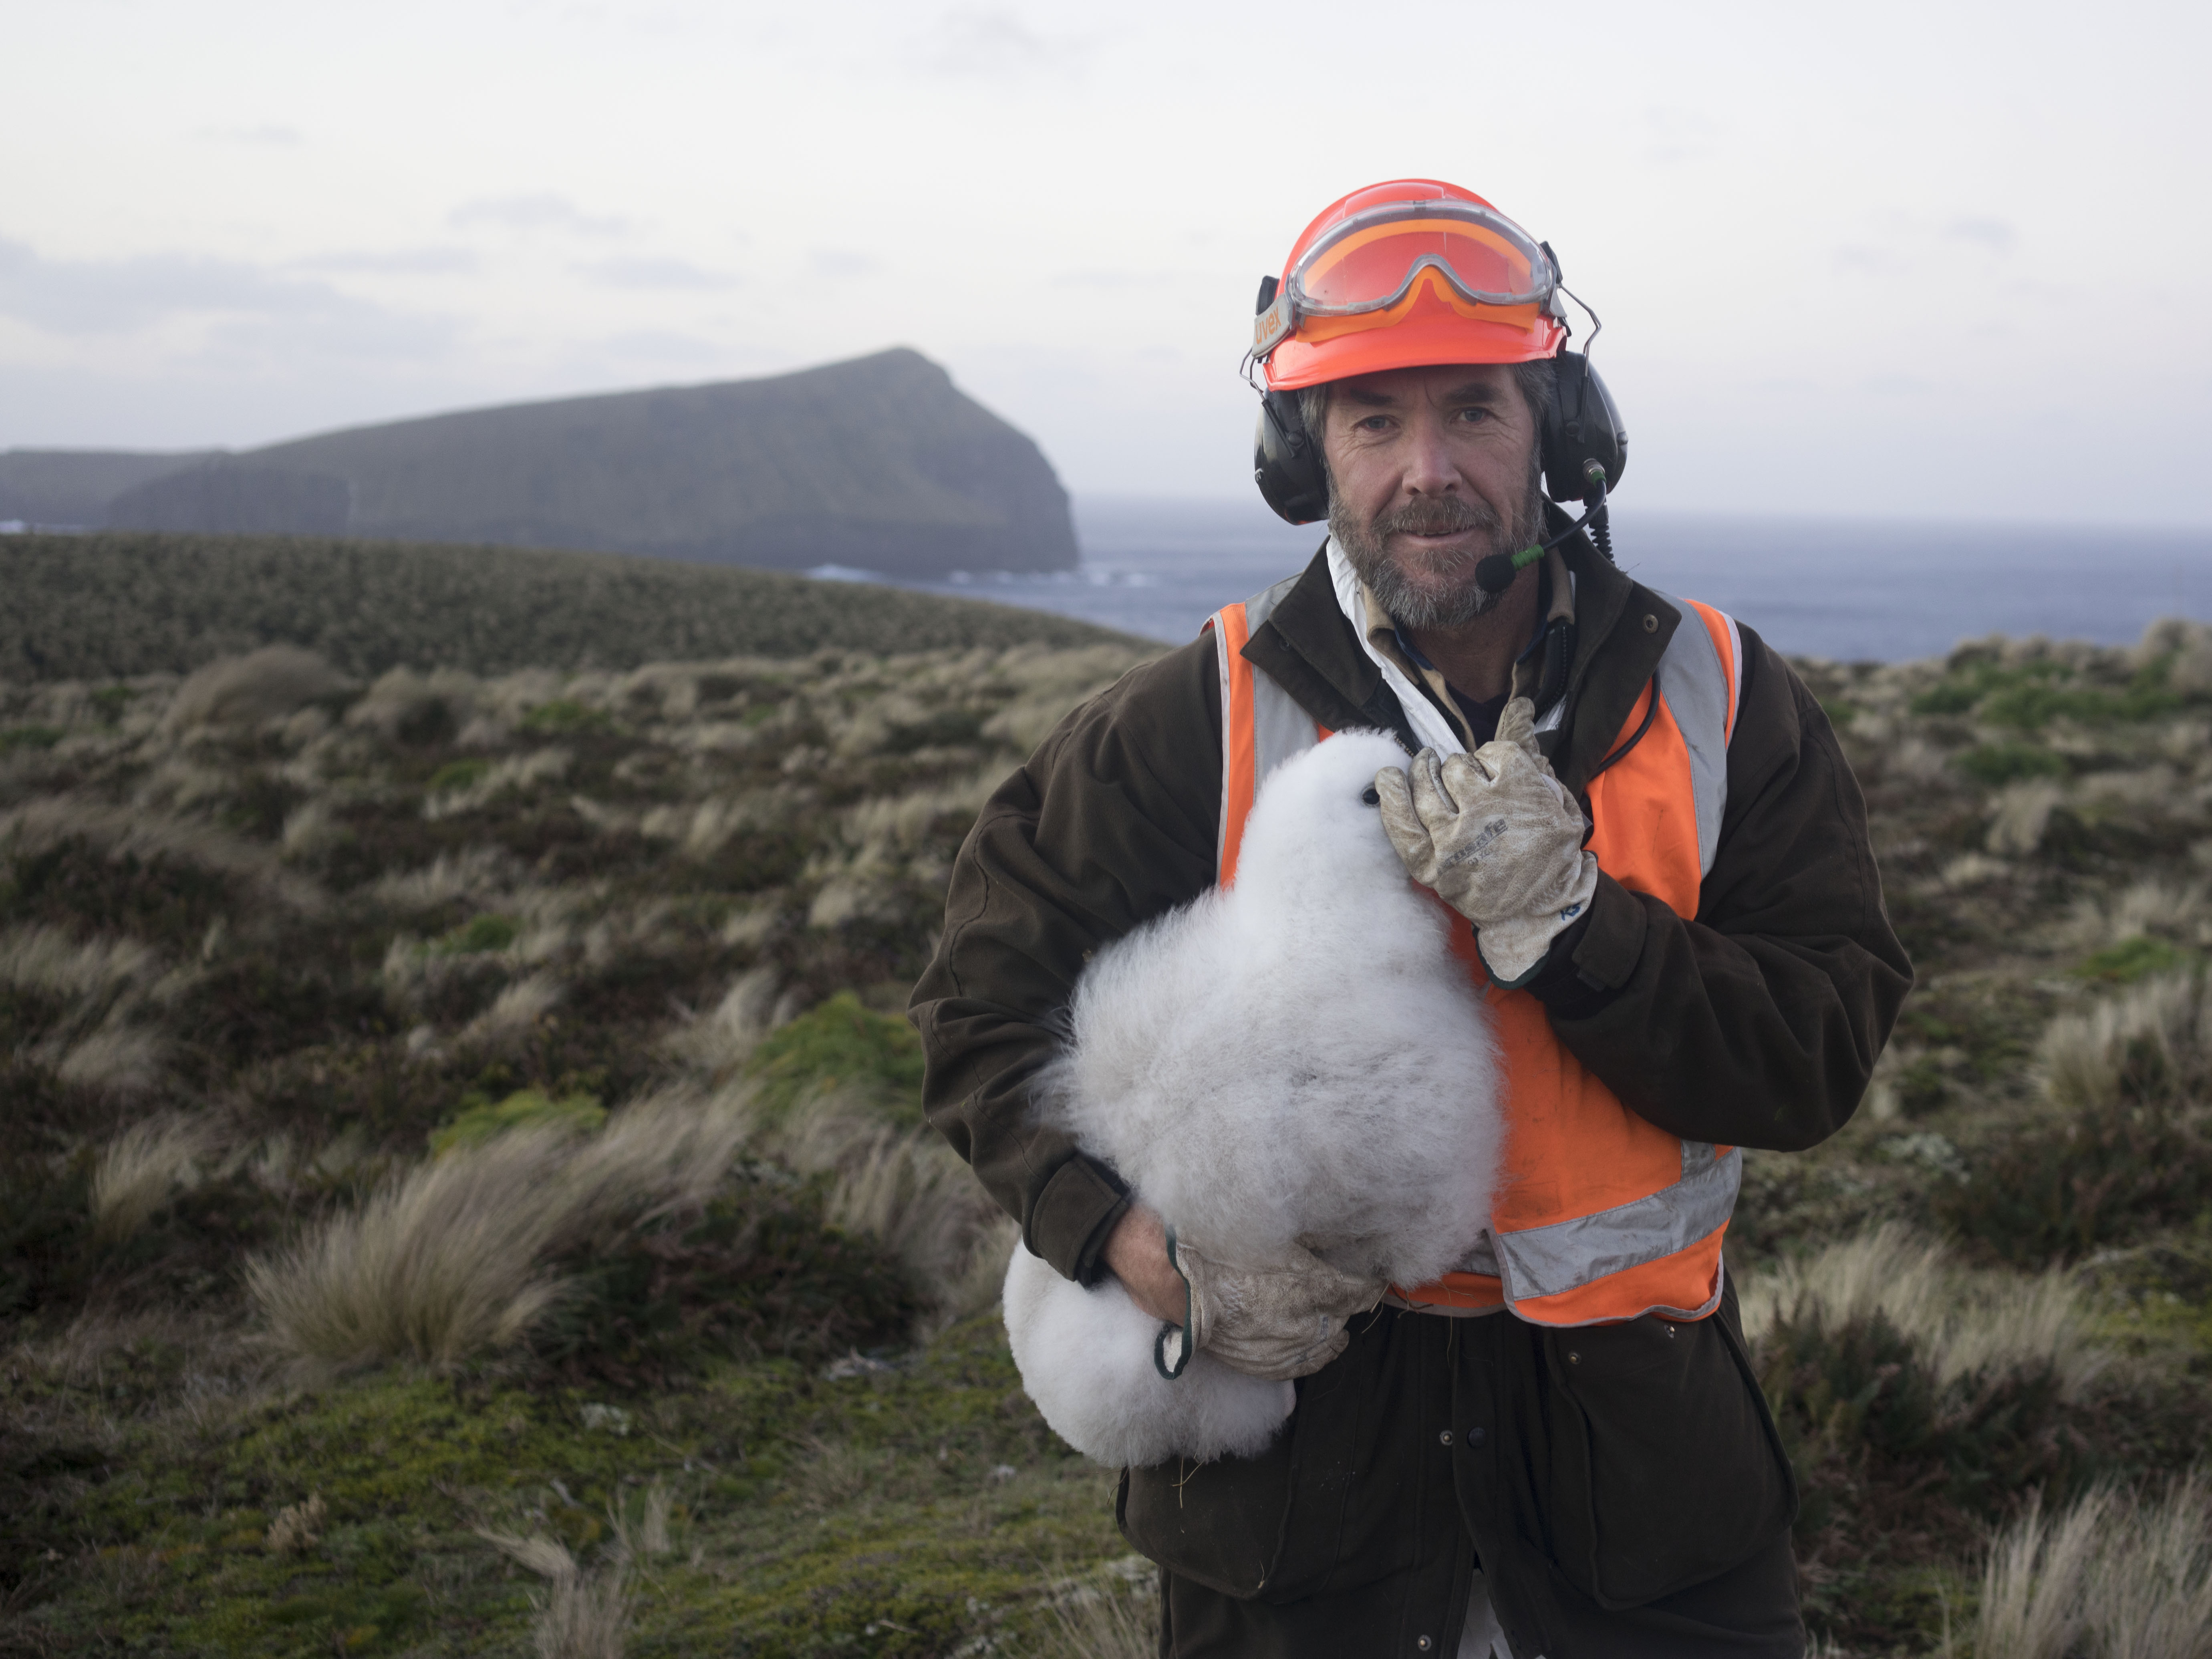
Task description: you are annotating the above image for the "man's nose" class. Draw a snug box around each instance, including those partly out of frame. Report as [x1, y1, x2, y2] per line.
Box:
[1399, 417, 1461, 496]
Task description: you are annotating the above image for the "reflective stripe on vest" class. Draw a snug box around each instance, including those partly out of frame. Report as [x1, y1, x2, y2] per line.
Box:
[1203, 586, 1743, 1327]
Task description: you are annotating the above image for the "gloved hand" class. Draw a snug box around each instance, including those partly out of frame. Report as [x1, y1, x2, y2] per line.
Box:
[1373, 697, 1599, 986]
[1158, 1233, 1384, 1382]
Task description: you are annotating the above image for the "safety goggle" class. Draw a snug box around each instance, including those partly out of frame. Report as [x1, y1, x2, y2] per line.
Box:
[1253, 198, 1559, 359]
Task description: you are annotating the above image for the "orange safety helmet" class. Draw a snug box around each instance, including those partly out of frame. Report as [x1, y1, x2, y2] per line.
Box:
[1254, 178, 1567, 391]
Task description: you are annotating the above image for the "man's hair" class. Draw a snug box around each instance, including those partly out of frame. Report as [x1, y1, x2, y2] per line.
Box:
[1296, 358, 1555, 495]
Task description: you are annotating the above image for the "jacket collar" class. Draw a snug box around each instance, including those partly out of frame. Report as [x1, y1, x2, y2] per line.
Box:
[1241, 508, 1680, 796]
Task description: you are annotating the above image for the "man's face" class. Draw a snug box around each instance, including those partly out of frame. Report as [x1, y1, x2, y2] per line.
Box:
[1318, 362, 1545, 628]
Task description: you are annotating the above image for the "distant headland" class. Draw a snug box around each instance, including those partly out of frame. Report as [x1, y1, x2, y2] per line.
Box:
[0, 348, 1078, 579]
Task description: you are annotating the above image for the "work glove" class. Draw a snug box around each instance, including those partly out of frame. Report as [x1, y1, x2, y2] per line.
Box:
[1373, 697, 1599, 987]
[1156, 1232, 1384, 1383]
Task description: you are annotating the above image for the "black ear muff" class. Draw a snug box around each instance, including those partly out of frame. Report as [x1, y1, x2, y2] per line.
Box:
[1253, 389, 1329, 524]
[1250, 273, 1330, 525]
[1539, 351, 1627, 505]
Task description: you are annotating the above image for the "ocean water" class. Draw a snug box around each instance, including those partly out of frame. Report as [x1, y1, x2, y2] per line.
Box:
[865, 497, 2212, 662]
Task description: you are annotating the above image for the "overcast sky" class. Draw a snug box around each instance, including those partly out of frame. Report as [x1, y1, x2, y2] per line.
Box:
[3, 0, 2205, 525]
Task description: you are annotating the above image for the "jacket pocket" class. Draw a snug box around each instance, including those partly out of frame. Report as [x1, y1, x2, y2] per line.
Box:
[1539, 1279, 1795, 1609]
[1117, 1312, 1423, 1603]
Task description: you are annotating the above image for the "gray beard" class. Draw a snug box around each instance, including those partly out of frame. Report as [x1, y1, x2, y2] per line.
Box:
[1330, 479, 1547, 629]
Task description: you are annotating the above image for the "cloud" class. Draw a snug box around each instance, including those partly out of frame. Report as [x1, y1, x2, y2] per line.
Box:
[0, 236, 354, 334]
[1640, 105, 1722, 165]
[1051, 268, 1185, 289]
[196, 123, 304, 147]
[1944, 215, 2016, 253]
[809, 248, 880, 280]
[571, 256, 737, 290]
[1832, 244, 1901, 276]
[912, 7, 1086, 76]
[448, 194, 629, 237]
[295, 246, 479, 276]
[0, 236, 453, 360]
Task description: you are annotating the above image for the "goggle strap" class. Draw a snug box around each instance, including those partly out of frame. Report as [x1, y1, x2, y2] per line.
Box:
[1253, 290, 1295, 360]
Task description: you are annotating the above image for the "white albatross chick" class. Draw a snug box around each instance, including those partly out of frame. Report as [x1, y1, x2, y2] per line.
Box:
[1003, 728, 1504, 1467]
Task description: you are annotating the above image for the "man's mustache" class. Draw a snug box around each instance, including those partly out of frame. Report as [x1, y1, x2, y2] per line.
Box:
[1367, 498, 1501, 543]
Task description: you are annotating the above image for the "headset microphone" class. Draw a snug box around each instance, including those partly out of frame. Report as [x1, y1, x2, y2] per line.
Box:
[1474, 458, 1614, 594]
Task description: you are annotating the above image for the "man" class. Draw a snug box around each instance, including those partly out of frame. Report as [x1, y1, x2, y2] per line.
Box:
[910, 179, 1910, 1657]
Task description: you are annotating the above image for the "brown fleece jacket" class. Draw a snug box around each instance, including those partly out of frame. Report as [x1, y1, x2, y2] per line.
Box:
[910, 531, 1912, 1287]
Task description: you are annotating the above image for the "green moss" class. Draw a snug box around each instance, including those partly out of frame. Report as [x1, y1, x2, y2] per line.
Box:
[1955, 741, 2067, 788]
[522, 698, 611, 734]
[1910, 656, 2185, 731]
[2074, 934, 2190, 985]
[431, 912, 520, 955]
[746, 991, 927, 1125]
[0, 724, 63, 754]
[425, 757, 491, 792]
[10, 1320, 1127, 1656]
[427, 1087, 606, 1155]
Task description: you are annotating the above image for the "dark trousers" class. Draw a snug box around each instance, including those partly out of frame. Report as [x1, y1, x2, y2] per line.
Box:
[1124, 1293, 1803, 1659]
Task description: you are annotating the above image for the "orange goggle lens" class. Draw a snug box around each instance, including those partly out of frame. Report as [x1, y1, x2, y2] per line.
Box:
[1291, 202, 1553, 316]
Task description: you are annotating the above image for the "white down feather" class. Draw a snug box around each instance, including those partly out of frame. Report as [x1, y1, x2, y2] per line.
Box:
[1003, 729, 1505, 1467]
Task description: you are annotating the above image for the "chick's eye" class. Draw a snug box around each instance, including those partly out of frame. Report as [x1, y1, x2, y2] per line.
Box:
[1361, 785, 1381, 806]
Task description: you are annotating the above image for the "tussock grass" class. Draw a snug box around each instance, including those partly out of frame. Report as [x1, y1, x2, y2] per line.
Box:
[366, 845, 524, 912]
[0, 793, 322, 912]
[54, 1021, 172, 1093]
[2039, 967, 2212, 1113]
[12, 610, 2212, 1655]
[1966, 1474, 2212, 1659]
[0, 921, 159, 1009]
[662, 967, 781, 1083]
[770, 1089, 1005, 1315]
[0, 922, 177, 1092]
[1986, 778, 2069, 856]
[459, 972, 566, 1052]
[424, 748, 571, 819]
[1037, 1557, 1160, 1659]
[163, 645, 346, 731]
[1743, 1224, 2105, 1395]
[89, 1113, 227, 1244]
[531, 1567, 631, 1659]
[247, 1094, 751, 1367]
[478, 1528, 632, 1659]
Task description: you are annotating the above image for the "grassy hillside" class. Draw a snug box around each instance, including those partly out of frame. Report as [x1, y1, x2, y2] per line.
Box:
[2, 616, 2210, 1655]
[0, 532, 1147, 683]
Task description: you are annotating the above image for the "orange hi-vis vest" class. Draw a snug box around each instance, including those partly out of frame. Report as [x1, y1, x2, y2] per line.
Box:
[1206, 576, 1745, 1327]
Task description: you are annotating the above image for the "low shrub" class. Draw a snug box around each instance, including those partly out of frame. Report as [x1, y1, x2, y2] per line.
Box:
[1939, 1096, 2212, 1265]
[532, 1180, 919, 1387]
[1748, 1231, 2109, 1650]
